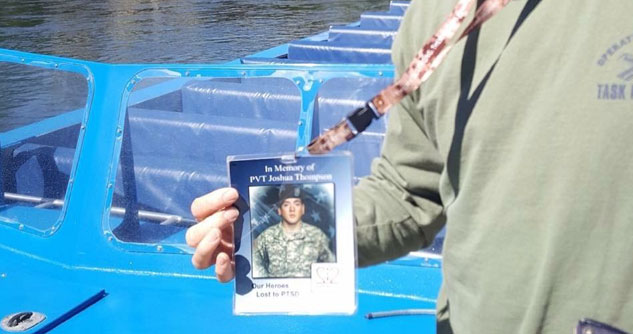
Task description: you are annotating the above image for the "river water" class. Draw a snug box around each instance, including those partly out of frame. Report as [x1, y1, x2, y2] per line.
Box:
[0, 0, 387, 63]
[0, 0, 389, 131]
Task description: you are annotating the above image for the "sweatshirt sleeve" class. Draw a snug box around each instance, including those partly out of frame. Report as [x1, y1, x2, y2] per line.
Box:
[353, 0, 447, 267]
[354, 95, 446, 267]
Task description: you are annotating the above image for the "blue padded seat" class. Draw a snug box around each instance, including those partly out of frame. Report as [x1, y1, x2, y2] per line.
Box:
[314, 77, 392, 177]
[333, 135, 384, 180]
[315, 78, 390, 135]
[389, 1, 410, 15]
[2, 124, 80, 207]
[287, 40, 392, 64]
[112, 153, 227, 217]
[9, 136, 225, 218]
[10, 143, 73, 199]
[10, 140, 228, 219]
[4, 104, 299, 227]
[127, 108, 297, 165]
[240, 2, 408, 65]
[108, 77, 304, 221]
[327, 26, 397, 46]
[101, 107, 299, 216]
[181, 78, 301, 122]
[359, 12, 404, 30]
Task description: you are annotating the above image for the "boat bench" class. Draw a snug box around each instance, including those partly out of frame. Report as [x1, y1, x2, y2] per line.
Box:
[181, 78, 302, 121]
[327, 26, 397, 45]
[4, 109, 297, 219]
[287, 40, 392, 64]
[388, 1, 410, 15]
[2, 122, 80, 200]
[359, 12, 404, 30]
[240, 1, 408, 65]
[312, 77, 390, 177]
[284, 2, 406, 64]
[122, 106, 299, 217]
[119, 77, 390, 216]
[109, 78, 302, 218]
[127, 108, 297, 164]
[177, 77, 390, 177]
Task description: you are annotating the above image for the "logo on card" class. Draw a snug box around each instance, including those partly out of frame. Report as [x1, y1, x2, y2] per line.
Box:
[311, 263, 341, 290]
[596, 32, 633, 100]
[316, 266, 339, 284]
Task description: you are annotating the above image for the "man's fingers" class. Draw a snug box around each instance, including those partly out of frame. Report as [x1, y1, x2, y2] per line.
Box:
[191, 228, 221, 269]
[189, 187, 238, 276]
[191, 187, 239, 221]
[215, 252, 235, 282]
[186, 207, 238, 248]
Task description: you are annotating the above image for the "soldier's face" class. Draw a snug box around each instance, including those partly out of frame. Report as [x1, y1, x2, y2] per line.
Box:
[278, 198, 305, 225]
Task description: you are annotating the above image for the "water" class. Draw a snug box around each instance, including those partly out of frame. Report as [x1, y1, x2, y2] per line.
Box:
[0, 0, 389, 131]
[0, 0, 388, 63]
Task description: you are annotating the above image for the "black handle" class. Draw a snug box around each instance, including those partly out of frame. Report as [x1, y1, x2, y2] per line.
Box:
[8, 311, 33, 327]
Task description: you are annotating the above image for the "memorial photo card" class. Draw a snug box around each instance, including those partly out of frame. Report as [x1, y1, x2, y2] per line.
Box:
[228, 153, 356, 315]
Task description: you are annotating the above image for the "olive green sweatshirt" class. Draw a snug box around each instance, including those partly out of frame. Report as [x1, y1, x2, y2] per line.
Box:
[354, 0, 633, 332]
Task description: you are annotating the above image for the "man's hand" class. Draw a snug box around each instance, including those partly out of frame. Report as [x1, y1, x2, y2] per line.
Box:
[186, 187, 239, 282]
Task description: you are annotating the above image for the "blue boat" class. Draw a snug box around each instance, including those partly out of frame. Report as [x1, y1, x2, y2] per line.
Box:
[0, 1, 444, 332]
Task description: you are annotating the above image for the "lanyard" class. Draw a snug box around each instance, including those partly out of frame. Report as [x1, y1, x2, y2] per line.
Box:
[307, 0, 511, 154]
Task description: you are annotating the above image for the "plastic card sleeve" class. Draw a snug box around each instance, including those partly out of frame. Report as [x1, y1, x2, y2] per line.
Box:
[227, 152, 356, 315]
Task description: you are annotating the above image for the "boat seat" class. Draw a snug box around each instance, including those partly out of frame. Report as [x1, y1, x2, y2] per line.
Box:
[359, 12, 404, 30]
[389, 1, 410, 15]
[241, 2, 408, 65]
[327, 26, 397, 45]
[6, 104, 300, 218]
[122, 108, 297, 217]
[0, 122, 80, 206]
[315, 77, 390, 127]
[3, 75, 392, 220]
[181, 78, 301, 122]
[287, 40, 392, 64]
[328, 135, 384, 181]
[7, 141, 227, 218]
[6, 143, 73, 200]
[126, 108, 297, 165]
[110, 153, 227, 217]
[285, 6, 404, 63]
[314, 77, 391, 177]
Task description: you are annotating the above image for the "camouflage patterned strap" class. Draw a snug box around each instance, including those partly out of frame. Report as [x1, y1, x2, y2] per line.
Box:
[307, 0, 511, 154]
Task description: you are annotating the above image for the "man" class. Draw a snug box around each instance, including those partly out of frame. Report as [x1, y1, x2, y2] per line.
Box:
[186, 0, 633, 332]
[252, 185, 335, 278]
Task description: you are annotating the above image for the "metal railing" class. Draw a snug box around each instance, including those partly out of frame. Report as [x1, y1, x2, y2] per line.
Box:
[2, 192, 196, 227]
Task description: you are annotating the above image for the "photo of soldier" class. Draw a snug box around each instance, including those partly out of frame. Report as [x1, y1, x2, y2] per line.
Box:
[250, 184, 335, 278]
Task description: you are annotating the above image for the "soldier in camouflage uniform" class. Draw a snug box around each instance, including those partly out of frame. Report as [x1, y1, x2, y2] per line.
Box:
[253, 185, 335, 278]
